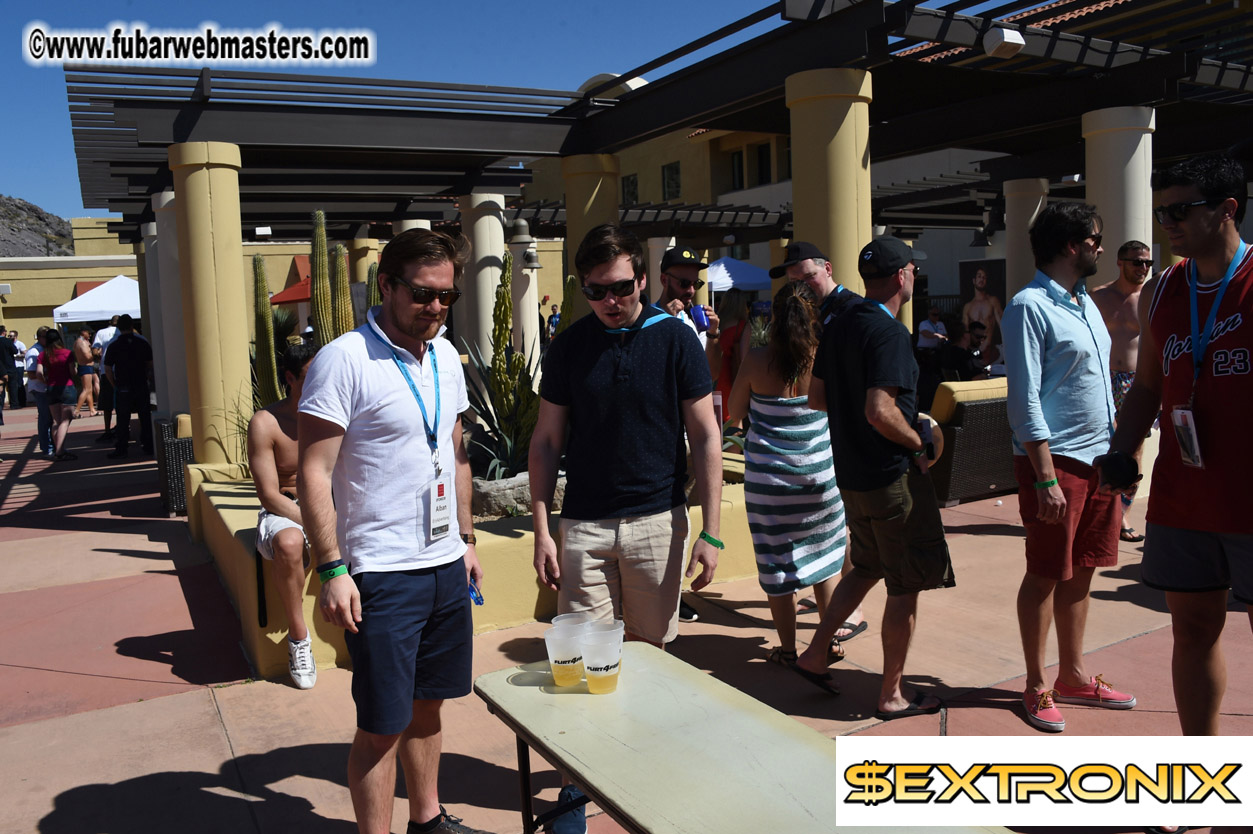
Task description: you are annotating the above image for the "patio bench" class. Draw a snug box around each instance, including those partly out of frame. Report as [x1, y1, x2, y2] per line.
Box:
[927, 378, 1017, 506]
[194, 476, 350, 680]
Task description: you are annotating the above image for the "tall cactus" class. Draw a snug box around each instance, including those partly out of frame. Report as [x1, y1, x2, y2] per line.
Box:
[331, 243, 353, 337]
[366, 261, 382, 309]
[489, 250, 515, 395]
[253, 254, 283, 407]
[310, 210, 333, 348]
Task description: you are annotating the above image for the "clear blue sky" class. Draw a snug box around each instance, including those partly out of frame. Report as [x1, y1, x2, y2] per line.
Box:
[2, 0, 781, 221]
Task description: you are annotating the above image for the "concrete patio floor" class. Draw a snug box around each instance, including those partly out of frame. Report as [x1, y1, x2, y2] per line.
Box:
[1, 404, 1249, 833]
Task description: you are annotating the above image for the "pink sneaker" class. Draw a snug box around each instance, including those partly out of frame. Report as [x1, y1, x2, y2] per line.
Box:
[1053, 674, 1136, 709]
[1023, 688, 1065, 733]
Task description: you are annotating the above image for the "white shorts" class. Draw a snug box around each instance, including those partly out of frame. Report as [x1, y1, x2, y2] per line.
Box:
[256, 509, 308, 564]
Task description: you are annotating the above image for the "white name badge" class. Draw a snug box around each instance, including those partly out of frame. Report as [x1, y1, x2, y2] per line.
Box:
[1171, 407, 1204, 469]
[429, 474, 453, 539]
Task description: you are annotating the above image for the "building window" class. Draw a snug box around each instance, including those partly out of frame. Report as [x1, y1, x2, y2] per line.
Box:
[755, 143, 771, 186]
[730, 243, 750, 260]
[780, 137, 791, 181]
[661, 161, 681, 201]
[621, 173, 638, 205]
[730, 150, 744, 191]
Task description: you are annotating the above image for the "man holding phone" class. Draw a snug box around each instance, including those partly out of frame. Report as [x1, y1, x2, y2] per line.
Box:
[298, 228, 487, 834]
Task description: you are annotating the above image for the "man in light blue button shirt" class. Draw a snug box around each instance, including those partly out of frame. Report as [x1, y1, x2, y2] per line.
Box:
[1003, 202, 1137, 734]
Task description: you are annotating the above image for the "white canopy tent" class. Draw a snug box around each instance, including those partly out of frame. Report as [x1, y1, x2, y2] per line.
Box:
[706, 257, 771, 292]
[53, 275, 140, 324]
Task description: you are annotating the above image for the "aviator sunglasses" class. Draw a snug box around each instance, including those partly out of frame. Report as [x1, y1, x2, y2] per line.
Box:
[1153, 199, 1221, 225]
[581, 279, 637, 301]
[663, 273, 705, 290]
[391, 278, 462, 306]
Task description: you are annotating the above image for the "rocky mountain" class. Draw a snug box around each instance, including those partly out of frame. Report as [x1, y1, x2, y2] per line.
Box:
[0, 195, 74, 258]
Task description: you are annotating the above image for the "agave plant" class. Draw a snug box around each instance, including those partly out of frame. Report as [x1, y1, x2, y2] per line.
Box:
[461, 250, 541, 480]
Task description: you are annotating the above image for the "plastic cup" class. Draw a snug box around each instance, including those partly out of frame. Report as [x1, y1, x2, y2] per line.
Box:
[543, 626, 586, 687]
[552, 612, 592, 629]
[691, 305, 710, 333]
[581, 629, 624, 695]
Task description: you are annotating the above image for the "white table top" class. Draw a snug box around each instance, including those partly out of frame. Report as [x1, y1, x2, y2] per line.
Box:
[476, 642, 841, 834]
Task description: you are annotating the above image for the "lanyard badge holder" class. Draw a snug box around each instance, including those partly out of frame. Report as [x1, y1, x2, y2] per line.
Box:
[1175, 241, 1248, 469]
[369, 326, 453, 538]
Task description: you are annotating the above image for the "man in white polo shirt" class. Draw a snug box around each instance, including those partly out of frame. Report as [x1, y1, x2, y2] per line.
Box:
[298, 228, 488, 834]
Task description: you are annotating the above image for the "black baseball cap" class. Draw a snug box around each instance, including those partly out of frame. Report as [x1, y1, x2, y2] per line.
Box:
[660, 247, 707, 272]
[769, 241, 827, 279]
[857, 236, 927, 280]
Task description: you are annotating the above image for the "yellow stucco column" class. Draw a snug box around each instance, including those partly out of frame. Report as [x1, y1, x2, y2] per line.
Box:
[562, 154, 620, 320]
[153, 190, 191, 416]
[458, 193, 505, 362]
[1153, 219, 1183, 268]
[1004, 178, 1050, 299]
[393, 218, 431, 233]
[1082, 106, 1155, 288]
[786, 69, 873, 296]
[168, 141, 250, 465]
[647, 236, 674, 303]
[139, 223, 171, 418]
[348, 238, 379, 285]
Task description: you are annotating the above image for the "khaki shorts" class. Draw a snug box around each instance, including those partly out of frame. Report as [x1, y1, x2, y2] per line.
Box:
[842, 468, 956, 596]
[559, 506, 689, 644]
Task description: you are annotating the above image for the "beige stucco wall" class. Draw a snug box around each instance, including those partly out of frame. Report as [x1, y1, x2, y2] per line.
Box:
[0, 255, 139, 335]
[70, 218, 135, 257]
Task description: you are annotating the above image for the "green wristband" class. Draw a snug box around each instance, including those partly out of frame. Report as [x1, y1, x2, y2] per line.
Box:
[698, 530, 725, 550]
[1034, 477, 1059, 490]
[319, 564, 349, 583]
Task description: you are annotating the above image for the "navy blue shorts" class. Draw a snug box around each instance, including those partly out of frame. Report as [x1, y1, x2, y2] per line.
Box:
[345, 557, 473, 735]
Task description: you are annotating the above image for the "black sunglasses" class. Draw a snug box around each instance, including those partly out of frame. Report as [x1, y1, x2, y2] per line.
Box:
[391, 279, 462, 306]
[1119, 258, 1153, 268]
[1153, 199, 1219, 225]
[1085, 233, 1103, 249]
[581, 279, 637, 301]
[663, 273, 705, 290]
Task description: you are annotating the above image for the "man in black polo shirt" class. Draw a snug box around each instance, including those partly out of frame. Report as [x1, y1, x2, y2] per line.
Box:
[103, 314, 154, 458]
[530, 224, 723, 649]
[770, 241, 864, 327]
[794, 237, 955, 719]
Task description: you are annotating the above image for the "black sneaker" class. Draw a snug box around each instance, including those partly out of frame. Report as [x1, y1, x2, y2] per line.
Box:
[678, 599, 699, 623]
[406, 806, 492, 834]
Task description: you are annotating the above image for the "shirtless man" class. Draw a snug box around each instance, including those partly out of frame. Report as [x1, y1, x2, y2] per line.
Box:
[1092, 240, 1152, 543]
[73, 328, 98, 417]
[962, 267, 1005, 346]
[247, 342, 319, 689]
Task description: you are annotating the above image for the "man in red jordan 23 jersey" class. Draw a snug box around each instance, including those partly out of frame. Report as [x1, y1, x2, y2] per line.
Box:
[1102, 152, 1252, 736]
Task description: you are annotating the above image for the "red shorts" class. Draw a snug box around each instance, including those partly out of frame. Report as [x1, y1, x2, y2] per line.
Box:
[1014, 455, 1119, 581]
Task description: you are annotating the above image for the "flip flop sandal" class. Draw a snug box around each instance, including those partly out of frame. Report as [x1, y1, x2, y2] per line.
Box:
[874, 691, 944, 721]
[767, 647, 798, 667]
[791, 662, 840, 696]
[1120, 527, 1146, 543]
[835, 620, 868, 641]
[828, 639, 846, 665]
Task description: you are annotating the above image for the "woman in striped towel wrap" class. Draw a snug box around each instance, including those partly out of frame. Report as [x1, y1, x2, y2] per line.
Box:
[727, 282, 846, 667]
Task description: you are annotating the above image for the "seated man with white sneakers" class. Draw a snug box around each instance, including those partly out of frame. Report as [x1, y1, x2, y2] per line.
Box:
[247, 342, 320, 689]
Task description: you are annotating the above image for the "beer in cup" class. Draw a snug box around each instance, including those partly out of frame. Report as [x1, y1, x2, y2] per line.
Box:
[581, 629, 624, 694]
[543, 626, 586, 687]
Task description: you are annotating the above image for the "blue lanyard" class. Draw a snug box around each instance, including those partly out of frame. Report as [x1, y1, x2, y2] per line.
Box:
[367, 322, 441, 464]
[1189, 240, 1247, 388]
[605, 305, 671, 335]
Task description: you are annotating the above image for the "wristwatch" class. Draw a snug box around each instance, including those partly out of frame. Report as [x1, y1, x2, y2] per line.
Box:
[460, 532, 477, 545]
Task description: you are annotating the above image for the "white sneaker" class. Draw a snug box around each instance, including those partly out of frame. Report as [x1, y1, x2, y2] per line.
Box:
[288, 637, 317, 689]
